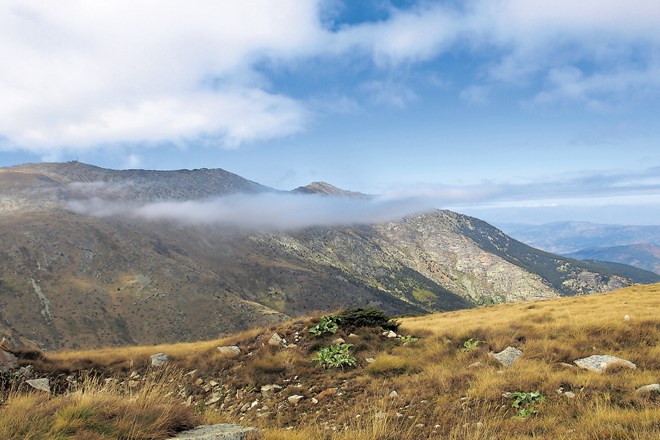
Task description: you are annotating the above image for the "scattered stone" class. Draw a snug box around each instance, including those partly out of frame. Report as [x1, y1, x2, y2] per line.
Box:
[365, 357, 375, 363]
[268, 334, 283, 347]
[26, 378, 50, 393]
[384, 330, 398, 338]
[217, 346, 241, 357]
[573, 355, 636, 373]
[389, 390, 399, 398]
[288, 395, 304, 405]
[347, 333, 359, 339]
[624, 314, 631, 321]
[150, 353, 168, 367]
[635, 384, 660, 397]
[476, 422, 483, 428]
[559, 362, 576, 369]
[260, 384, 282, 393]
[564, 392, 576, 399]
[490, 347, 523, 367]
[206, 395, 222, 405]
[468, 362, 484, 369]
[240, 402, 252, 412]
[332, 337, 346, 344]
[168, 423, 261, 439]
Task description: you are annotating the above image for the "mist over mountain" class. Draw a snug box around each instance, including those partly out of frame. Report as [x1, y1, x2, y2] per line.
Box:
[1, 162, 657, 350]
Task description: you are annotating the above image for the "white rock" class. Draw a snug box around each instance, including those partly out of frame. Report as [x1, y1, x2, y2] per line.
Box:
[385, 331, 398, 338]
[635, 384, 660, 396]
[389, 390, 399, 398]
[365, 357, 375, 363]
[490, 347, 523, 367]
[573, 355, 636, 373]
[168, 423, 260, 440]
[150, 352, 168, 367]
[624, 314, 631, 321]
[564, 392, 576, 398]
[260, 384, 282, 393]
[288, 395, 304, 405]
[26, 378, 50, 393]
[332, 337, 346, 344]
[268, 333, 283, 346]
[217, 346, 241, 357]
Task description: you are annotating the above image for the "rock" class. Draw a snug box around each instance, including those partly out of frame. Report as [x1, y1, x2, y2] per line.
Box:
[389, 390, 399, 398]
[559, 362, 576, 369]
[169, 423, 261, 439]
[332, 337, 346, 344]
[311, 398, 319, 404]
[260, 384, 282, 393]
[624, 314, 631, 321]
[206, 395, 223, 405]
[26, 378, 50, 393]
[0, 349, 18, 371]
[365, 357, 375, 363]
[287, 395, 303, 405]
[635, 384, 660, 397]
[150, 353, 168, 367]
[268, 334, 283, 347]
[490, 347, 523, 367]
[217, 346, 241, 357]
[384, 330, 398, 338]
[564, 392, 576, 398]
[468, 362, 484, 369]
[347, 333, 359, 339]
[573, 355, 636, 373]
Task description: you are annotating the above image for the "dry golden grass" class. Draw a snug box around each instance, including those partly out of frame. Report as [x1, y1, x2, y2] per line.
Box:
[0, 369, 197, 439]
[4, 284, 659, 439]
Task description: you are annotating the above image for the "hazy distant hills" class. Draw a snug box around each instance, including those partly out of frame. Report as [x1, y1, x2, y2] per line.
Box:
[565, 244, 660, 275]
[1, 162, 658, 350]
[499, 221, 660, 275]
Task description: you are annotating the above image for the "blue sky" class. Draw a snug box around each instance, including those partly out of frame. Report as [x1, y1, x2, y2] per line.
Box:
[1, 0, 660, 225]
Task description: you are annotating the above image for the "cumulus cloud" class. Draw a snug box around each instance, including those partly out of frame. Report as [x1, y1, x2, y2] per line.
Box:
[1, 0, 659, 156]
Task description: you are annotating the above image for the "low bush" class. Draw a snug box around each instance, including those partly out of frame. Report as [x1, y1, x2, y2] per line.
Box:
[338, 308, 399, 331]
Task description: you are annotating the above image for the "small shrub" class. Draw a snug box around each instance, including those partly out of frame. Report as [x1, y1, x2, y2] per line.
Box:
[338, 308, 399, 331]
[462, 338, 483, 352]
[308, 314, 340, 337]
[400, 335, 418, 345]
[510, 391, 545, 418]
[366, 354, 410, 376]
[312, 344, 356, 369]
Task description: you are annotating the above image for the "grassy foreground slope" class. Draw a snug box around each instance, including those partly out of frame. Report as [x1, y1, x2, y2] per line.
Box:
[1, 284, 659, 439]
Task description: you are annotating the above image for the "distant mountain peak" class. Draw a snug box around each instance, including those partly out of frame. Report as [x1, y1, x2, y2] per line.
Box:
[292, 182, 371, 199]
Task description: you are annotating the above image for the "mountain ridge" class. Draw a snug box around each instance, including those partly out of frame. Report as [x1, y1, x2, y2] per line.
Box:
[0, 162, 657, 350]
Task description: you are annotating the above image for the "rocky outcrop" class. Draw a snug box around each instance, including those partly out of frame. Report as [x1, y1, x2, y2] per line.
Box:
[169, 424, 260, 440]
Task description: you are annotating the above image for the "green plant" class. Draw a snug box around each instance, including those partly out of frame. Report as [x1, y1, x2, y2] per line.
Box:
[510, 391, 544, 418]
[311, 344, 356, 369]
[337, 308, 399, 331]
[400, 335, 418, 345]
[308, 314, 340, 337]
[461, 338, 483, 351]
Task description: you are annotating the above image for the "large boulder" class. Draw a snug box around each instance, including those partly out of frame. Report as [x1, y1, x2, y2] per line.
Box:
[169, 424, 260, 439]
[0, 349, 18, 372]
[150, 353, 168, 367]
[573, 355, 636, 373]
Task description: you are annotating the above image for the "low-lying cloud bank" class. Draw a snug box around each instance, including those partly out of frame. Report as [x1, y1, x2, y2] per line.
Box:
[66, 192, 435, 230]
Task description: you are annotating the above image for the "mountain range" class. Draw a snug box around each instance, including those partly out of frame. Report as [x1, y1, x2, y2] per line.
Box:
[499, 222, 660, 275]
[1, 162, 657, 350]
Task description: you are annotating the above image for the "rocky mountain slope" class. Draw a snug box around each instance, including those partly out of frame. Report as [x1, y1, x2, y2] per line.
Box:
[1, 162, 657, 350]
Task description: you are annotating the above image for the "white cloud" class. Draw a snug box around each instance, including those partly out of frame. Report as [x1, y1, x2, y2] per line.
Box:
[1, 0, 660, 155]
[0, 0, 320, 153]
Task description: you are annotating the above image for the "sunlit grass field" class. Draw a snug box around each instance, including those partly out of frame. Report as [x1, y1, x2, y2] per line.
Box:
[1, 283, 658, 439]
